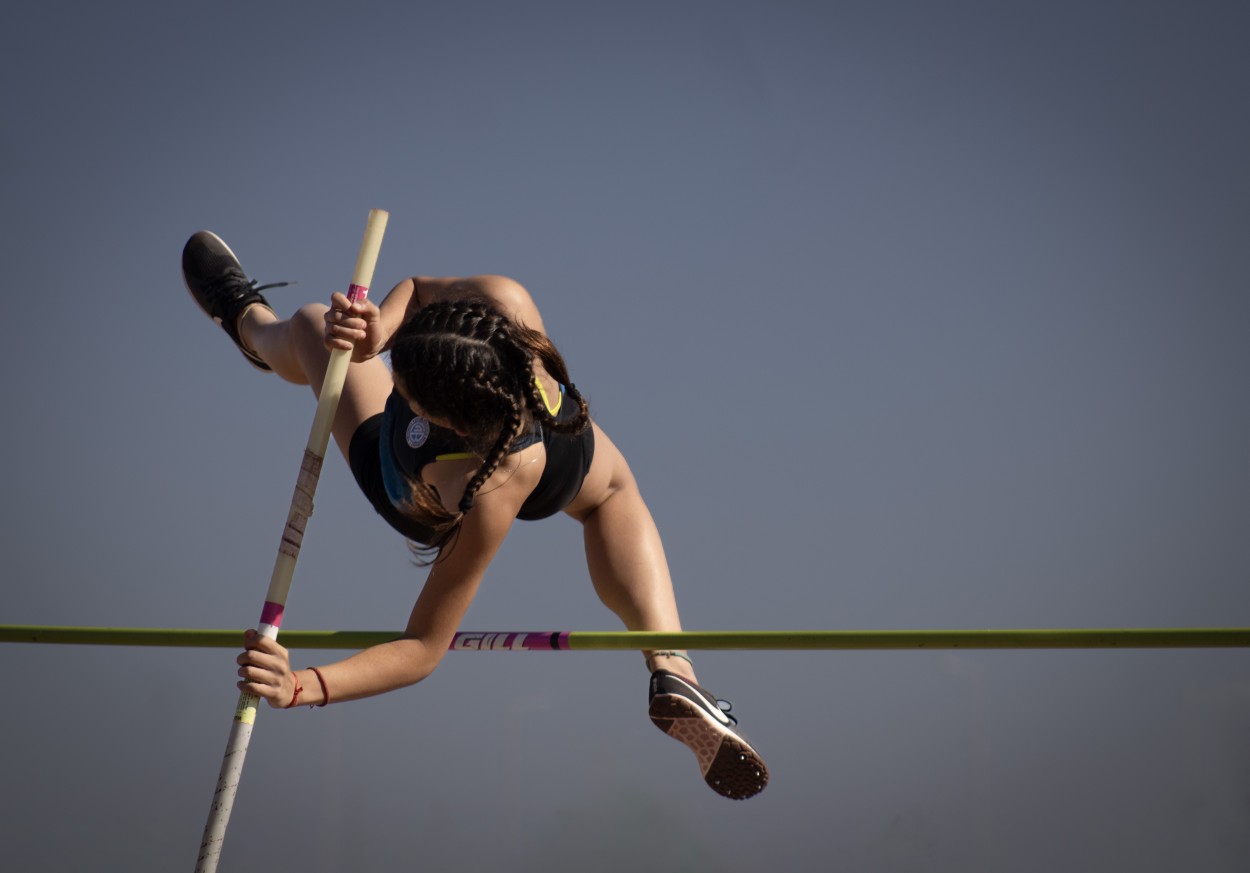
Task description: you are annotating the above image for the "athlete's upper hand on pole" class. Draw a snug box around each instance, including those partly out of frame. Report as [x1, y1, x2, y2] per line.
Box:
[325, 292, 386, 363]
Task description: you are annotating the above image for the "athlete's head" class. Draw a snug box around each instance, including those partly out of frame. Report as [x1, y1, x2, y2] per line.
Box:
[388, 297, 588, 545]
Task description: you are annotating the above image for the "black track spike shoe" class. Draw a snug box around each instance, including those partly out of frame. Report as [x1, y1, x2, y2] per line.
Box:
[649, 669, 769, 800]
[181, 231, 289, 371]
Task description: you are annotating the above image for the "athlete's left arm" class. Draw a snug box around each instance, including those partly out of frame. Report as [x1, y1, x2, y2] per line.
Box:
[398, 487, 521, 669]
[312, 479, 528, 704]
[238, 461, 535, 708]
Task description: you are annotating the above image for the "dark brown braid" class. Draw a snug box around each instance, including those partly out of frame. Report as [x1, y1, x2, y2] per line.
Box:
[388, 296, 590, 556]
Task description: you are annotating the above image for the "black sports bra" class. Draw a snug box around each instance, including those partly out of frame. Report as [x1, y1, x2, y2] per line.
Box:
[377, 383, 594, 522]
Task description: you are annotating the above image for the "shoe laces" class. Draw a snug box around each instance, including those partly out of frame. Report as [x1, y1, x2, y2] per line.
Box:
[203, 267, 292, 301]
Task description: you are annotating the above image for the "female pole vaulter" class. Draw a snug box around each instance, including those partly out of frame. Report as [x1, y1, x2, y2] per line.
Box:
[182, 230, 768, 800]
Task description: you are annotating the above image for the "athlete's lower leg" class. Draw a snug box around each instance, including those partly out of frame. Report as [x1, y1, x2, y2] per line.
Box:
[581, 487, 769, 799]
[237, 303, 329, 386]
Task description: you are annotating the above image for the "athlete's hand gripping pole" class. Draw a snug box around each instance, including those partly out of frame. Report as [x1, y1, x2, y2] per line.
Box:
[194, 209, 389, 873]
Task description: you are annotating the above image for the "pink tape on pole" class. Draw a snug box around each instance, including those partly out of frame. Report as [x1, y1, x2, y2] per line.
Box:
[347, 283, 369, 303]
[258, 601, 285, 629]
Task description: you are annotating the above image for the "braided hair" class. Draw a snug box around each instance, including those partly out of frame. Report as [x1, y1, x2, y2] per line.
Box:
[388, 297, 589, 556]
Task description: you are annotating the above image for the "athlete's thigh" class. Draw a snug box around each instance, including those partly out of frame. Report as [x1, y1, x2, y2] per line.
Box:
[562, 423, 637, 521]
[330, 356, 394, 462]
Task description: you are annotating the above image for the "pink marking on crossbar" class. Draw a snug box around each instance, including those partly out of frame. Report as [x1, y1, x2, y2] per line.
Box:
[347, 283, 369, 303]
[258, 601, 285, 628]
[448, 631, 569, 651]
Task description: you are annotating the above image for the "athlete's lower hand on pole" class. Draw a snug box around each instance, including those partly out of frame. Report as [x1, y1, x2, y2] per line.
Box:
[237, 629, 297, 709]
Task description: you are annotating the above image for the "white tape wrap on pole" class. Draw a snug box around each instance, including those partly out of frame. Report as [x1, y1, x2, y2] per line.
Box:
[195, 210, 389, 872]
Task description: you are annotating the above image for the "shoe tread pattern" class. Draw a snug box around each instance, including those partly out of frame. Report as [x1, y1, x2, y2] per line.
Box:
[649, 693, 769, 800]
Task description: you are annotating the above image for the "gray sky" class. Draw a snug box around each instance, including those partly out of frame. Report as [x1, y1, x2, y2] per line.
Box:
[2, 1, 1248, 870]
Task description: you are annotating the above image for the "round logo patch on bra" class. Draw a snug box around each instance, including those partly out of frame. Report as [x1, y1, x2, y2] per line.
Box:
[406, 416, 430, 448]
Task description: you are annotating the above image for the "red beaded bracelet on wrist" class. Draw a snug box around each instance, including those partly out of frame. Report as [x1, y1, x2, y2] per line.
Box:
[285, 671, 304, 708]
[309, 666, 330, 707]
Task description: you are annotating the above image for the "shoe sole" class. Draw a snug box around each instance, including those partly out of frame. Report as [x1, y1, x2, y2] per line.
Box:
[649, 693, 769, 800]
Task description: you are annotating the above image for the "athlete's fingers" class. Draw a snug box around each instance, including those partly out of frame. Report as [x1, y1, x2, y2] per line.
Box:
[242, 629, 288, 658]
[236, 648, 288, 676]
[236, 663, 281, 686]
[237, 676, 289, 706]
[324, 308, 367, 331]
[328, 291, 378, 318]
[240, 631, 292, 672]
[237, 634, 297, 708]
